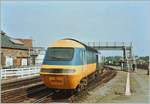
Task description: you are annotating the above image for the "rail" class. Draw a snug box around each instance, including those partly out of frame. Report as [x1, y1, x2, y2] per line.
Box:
[0, 66, 41, 79]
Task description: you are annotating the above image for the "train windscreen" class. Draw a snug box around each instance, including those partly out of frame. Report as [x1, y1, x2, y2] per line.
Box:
[46, 48, 74, 61]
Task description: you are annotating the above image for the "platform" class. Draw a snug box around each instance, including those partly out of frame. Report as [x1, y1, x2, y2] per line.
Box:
[80, 68, 149, 104]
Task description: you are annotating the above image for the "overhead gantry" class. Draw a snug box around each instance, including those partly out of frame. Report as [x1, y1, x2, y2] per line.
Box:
[86, 42, 135, 71]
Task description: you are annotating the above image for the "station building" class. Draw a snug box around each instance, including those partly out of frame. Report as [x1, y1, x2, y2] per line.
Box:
[1, 31, 33, 68]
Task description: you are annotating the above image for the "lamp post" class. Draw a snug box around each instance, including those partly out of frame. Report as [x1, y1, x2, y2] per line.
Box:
[148, 64, 149, 75]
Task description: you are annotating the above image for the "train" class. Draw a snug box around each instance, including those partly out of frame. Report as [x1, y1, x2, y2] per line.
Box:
[40, 38, 104, 92]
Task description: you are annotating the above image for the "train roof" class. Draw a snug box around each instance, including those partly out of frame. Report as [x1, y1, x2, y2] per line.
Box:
[63, 38, 97, 52]
[49, 38, 97, 52]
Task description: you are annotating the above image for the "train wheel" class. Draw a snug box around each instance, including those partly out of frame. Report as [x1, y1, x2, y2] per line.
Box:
[76, 85, 82, 93]
[95, 71, 99, 81]
[76, 81, 85, 93]
[82, 78, 88, 86]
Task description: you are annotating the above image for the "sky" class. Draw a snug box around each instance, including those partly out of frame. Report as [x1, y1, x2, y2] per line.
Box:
[1, 1, 150, 56]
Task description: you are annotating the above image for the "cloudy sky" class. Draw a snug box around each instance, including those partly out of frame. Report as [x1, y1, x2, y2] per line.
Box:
[1, 1, 150, 56]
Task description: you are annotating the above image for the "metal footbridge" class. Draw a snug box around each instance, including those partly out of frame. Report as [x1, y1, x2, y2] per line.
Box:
[85, 42, 135, 70]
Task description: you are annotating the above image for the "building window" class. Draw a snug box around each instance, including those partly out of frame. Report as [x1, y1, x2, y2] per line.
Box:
[21, 58, 27, 66]
[6, 56, 13, 67]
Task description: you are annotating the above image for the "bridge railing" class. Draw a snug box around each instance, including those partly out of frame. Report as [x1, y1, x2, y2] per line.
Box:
[0, 66, 41, 79]
[86, 42, 132, 47]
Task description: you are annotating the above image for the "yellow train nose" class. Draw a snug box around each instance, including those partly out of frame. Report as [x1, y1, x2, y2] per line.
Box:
[40, 74, 80, 89]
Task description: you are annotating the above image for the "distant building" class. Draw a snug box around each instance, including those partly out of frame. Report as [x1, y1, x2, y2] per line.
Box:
[31, 47, 46, 65]
[1, 31, 32, 68]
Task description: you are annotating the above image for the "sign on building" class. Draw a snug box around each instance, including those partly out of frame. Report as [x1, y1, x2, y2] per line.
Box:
[6, 56, 13, 66]
[21, 58, 27, 66]
[35, 54, 44, 65]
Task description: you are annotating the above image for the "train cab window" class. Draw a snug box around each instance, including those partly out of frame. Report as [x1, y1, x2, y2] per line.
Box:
[46, 48, 74, 61]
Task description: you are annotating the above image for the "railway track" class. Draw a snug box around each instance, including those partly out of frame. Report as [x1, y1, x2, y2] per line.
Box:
[2, 75, 41, 91]
[1, 66, 117, 103]
[32, 89, 75, 103]
[1, 82, 47, 103]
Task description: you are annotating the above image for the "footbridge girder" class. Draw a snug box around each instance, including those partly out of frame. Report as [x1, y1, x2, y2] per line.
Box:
[85, 42, 135, 71]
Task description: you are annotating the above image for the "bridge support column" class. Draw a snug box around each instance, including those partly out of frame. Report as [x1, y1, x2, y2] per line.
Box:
[123, 47, 127, 70]
[129, 43, 136, 72]
[129, 49, 132, 71]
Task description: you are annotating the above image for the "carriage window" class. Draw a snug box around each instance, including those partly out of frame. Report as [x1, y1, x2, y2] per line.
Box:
[46, 48, 74, 61]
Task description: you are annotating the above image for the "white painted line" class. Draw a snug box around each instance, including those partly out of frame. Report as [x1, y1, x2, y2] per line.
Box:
[125, 72, 131, 96]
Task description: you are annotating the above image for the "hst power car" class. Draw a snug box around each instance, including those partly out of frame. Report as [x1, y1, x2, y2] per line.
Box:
[40, 38, 103, 92]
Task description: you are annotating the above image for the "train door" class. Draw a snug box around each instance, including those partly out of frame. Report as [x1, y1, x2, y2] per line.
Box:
[83, 50, 87, 77]
[96, 54, 99, 70]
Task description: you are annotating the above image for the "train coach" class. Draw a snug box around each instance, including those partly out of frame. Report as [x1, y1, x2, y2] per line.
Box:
[40, 38, 103, 92]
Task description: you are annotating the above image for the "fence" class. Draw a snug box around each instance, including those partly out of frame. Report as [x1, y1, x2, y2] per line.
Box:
[0, 66, 41, 79]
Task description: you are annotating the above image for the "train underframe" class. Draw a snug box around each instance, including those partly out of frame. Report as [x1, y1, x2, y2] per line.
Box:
[49, 69, 102, 94]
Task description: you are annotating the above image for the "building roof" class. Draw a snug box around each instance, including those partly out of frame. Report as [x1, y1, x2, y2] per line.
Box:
[1, 31, 30, 50]
[17, 39, 32, 48]
[10, 38, 24, 45]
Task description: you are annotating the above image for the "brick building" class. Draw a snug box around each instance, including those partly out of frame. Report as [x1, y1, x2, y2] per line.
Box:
[1, 31, 33, 68]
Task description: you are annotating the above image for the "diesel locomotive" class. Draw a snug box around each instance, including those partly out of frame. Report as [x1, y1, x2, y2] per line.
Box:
[40, 38, 103, 92]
